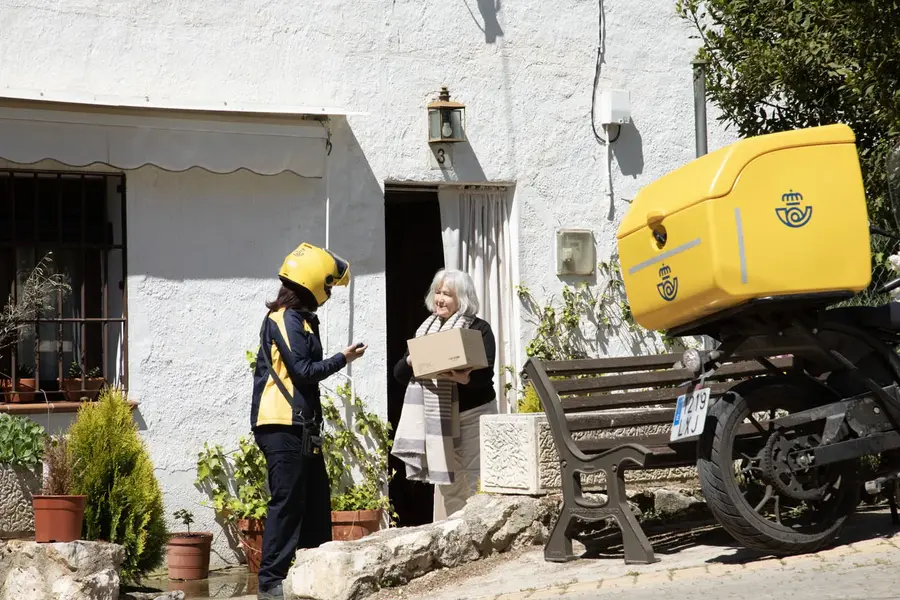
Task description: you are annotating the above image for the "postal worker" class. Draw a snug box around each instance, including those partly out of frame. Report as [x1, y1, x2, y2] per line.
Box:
[251, 242, 367, 600]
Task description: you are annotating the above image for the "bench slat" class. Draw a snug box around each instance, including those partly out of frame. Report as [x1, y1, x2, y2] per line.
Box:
[567, 408, 676, 431]
[552, 356, 793, 395]
[544, 354, 679, 376]
[574, 423, 763, 454]
[560, 381, 736, 412]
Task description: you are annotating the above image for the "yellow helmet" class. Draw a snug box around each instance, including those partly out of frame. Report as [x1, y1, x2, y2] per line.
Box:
[278, 243, 351, 306]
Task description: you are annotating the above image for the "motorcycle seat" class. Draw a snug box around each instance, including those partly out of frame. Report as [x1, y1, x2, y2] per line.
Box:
[824, 302, 900, 333]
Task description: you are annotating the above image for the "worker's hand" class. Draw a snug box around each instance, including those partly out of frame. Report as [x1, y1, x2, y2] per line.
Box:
[343, 344, 368, 364]
[406, 354, 413, 366]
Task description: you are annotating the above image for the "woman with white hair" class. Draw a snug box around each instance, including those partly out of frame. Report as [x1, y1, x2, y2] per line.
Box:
[391, 268, 497, 520]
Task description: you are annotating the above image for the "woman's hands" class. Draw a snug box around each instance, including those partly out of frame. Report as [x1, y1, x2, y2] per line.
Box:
[435, 368, 473, 384]
[343, 344, 368, 364]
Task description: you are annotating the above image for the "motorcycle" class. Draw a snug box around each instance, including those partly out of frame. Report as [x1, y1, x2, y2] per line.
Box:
[665, 141, 900, 555]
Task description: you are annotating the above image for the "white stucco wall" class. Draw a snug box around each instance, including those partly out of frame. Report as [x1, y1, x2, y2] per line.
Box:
[1, 0, 739, 565]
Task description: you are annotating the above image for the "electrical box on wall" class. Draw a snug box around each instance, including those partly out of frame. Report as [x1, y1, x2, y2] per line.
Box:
[556, 229, 596, 276]
[598, 89, 631, 125]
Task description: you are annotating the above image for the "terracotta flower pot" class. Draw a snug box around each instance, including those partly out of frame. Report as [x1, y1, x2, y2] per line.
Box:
[1, 378, 37, 404]
[60, 378, 105, 402]
[167, 532, 213, 580]
[32, 495, 87, 543]
[237, 518, 264, 574]
[331, 509, 382, 542]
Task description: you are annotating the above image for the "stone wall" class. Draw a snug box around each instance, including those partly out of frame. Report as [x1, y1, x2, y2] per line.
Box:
[481, 414, 697, 496]
[0, 465, 41, 539]
[0, 540, 124, 600]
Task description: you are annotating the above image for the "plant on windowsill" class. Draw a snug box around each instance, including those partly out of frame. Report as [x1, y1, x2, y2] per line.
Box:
[166, 509, 213, 581]
[0, 413, 46, 538]
[0, 252, 71, 404]
[32, 435, 88, 544]
[1, 364, 37, 404]
[322, 382, 396, 541]
[195, 435, 269, 573]
[60, 361, 106, 403]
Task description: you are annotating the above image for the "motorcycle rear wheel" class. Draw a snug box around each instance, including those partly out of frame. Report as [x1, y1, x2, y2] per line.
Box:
[697, 379, 860, 555]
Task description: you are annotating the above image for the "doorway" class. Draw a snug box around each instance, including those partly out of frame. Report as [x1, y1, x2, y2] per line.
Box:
[384, 184, 444, 526]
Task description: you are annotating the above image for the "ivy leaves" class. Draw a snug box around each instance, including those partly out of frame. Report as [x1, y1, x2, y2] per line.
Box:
[195, 437, 269, 523]
[321, 384, 396, 519]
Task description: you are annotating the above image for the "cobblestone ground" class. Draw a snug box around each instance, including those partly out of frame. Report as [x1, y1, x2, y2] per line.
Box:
[372, 507, 900, 600]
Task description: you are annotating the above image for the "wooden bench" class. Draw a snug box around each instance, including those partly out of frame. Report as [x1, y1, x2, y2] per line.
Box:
[523, 352, 794, 564]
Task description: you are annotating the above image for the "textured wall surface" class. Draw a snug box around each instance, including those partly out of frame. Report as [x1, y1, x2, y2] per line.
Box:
[2, 0, 734, 564]
[481, 414, 697, 496]
[0, 465, 41, 539]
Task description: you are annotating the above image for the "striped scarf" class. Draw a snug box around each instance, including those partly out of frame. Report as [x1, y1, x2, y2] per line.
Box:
[391, 312, 475, 485]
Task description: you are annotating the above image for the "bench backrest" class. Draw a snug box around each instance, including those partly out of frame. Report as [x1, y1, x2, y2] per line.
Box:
[524, 353, 794, 461]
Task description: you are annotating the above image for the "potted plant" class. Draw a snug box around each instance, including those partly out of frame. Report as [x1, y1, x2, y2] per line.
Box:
[0, 252, 71, 404]
[60, 361, 105, 402]
[322, 383, 395, 541]
[0, 413, 45, 538]
[195, 436, 269, 573]
[32, 435, 87, 543]
[166, 509, 213, 581]
[1, 364, 36, 404]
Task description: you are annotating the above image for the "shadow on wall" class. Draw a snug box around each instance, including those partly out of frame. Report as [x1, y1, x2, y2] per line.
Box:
[611, 118, 645, 178]
[436, 141, 489, 182]
[323, 116, 386, 348]
[126, 125, 384, 282]
[462, 0, 504, 43]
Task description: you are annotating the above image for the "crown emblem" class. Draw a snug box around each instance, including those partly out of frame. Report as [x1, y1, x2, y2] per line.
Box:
[776, 189, 812, 228]
[781, 190, 804, 205]
[656, 263, 678, 302]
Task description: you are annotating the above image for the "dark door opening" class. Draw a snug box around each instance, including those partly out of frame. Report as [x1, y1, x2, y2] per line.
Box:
[385, 185, 444, 527]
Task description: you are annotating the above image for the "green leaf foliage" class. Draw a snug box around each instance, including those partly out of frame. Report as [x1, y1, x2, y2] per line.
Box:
[68, 388, 168, 581]
[676, 0, 900, 302]
[0, 414, 46, 469]
[195, 435, 269, 523]
[322, 383, 395, 518]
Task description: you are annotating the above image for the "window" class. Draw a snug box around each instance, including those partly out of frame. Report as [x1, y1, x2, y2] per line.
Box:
[0, 170, 127, 404]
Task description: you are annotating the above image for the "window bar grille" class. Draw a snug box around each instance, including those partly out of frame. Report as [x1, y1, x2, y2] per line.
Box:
[32, 173, 40, 400]
[80, 174, 87, 394]
[0, 170, 128, 403]
[120, 178, 129, 390]
[57, 174, 64, 391]
[8, 174, 16, 396]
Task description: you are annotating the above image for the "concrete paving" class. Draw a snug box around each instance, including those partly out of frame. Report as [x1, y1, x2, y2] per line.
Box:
[145, 506, 900, 600]
[369, 506, 900, 600]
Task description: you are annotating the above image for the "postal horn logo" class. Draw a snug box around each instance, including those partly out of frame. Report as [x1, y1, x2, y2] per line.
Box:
[775, 189, 813, 228]
[657, 264, 678, 302]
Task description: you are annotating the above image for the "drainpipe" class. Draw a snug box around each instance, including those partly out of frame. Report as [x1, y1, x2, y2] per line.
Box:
[320, 120, 356, 404]
[692, 59, 716, 352]
[692, 59, 709, 158]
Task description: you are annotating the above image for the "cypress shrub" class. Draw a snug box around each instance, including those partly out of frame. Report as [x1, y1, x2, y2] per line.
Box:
[68, 388, 168, 581]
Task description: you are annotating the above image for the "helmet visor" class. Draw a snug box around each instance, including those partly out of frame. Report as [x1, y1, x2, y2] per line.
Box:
[326, 250, 350, 286]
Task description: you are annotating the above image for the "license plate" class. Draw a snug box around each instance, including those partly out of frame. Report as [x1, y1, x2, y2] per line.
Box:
[670, 387, 712, 442]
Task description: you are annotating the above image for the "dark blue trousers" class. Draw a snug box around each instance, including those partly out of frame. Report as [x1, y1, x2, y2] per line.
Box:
[254, 425, 332, 591]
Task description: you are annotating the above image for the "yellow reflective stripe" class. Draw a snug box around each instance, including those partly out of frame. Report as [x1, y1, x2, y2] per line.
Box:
[255, 309, 294, 426]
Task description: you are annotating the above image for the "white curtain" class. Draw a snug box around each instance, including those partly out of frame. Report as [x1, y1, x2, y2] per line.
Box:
[438, 186, 515, 413]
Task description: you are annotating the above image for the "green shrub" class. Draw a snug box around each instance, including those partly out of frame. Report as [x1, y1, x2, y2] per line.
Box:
[516, 383, 544, 414]
[0, 414, 46, 469]
[67, 388, 168, 581]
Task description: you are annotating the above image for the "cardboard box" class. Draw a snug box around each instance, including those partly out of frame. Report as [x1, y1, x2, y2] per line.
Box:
[407, 328, 489, 379]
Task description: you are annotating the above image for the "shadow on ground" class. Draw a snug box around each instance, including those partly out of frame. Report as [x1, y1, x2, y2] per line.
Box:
[578, 505, 899, 564]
